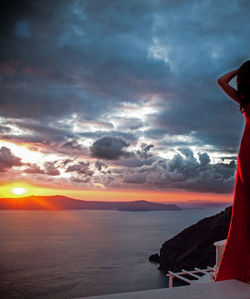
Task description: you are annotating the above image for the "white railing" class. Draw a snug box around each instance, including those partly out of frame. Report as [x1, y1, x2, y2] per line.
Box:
[166, 239, 227, 287]
[166, 267, 214, 287]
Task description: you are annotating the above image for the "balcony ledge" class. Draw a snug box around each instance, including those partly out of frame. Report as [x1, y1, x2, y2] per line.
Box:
[76, 279, 249, 299]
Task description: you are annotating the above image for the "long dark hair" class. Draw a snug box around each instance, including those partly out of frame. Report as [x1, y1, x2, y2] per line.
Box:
[237, 60, 250, 113]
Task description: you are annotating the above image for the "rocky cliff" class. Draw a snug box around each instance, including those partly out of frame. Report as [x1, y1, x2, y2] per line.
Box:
[149, 205, 232, 274]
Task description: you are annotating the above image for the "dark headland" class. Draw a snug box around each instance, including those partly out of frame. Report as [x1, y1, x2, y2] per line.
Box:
[149, 205, 232, 278]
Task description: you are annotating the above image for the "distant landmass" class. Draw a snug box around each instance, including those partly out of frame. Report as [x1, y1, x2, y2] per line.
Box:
[158, 200, 232, 209]
[149, 205, 232, 277]
[0, 195, 181, 211]
[176, 201, 232, 209]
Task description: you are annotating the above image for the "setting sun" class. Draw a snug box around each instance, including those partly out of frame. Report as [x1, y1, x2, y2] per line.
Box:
[0, 182, 36, 198]
[11, 187, 27, 196]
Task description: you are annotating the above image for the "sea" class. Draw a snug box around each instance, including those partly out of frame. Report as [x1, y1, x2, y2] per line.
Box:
[0, 206, 230, 298]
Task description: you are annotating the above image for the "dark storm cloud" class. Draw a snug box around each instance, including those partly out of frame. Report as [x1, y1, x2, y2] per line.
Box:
[1, 0, 249, 193]
[95, 161, 108, 171]
[107, 143, 156, 171]
[148, 93, 245, 152]
[113, 143, 157, 168]
[24, 163, 45, 174]
[0, 147, 22, 172]
[90, 136, 131, 160]
[120, 147, 236, 193]
[24, 161, 65, 177]
[44, 162, 60, 176]
[66, 161, 94, 176]
[198, 152, 211, 166]
[55, 139, 86, 156]
[70, 176, 91, 184]
[137, 143, 154, 159]
[0, 0, 172, 120]
[0, 0, 167, 119]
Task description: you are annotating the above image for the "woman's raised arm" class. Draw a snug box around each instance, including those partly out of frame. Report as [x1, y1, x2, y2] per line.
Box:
[217, 69, 241, 104]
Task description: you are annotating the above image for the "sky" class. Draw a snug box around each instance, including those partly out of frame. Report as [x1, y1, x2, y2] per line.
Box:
[0, 0, 250, 202]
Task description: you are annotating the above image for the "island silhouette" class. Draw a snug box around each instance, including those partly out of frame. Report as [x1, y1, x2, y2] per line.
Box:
[0, 195, 182, 211]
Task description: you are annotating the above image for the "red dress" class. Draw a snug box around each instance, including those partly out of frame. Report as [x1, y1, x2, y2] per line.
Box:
[215, 104, 250, 283]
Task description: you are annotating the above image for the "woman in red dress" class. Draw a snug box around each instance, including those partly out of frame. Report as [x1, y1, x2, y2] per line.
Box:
[215, 60, 250, 284]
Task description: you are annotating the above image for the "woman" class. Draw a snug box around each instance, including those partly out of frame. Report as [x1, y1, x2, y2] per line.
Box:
[215, 60, 250, 284]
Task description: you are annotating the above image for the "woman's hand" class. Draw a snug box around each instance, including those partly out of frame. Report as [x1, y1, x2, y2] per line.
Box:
[217, 68, 241, 104]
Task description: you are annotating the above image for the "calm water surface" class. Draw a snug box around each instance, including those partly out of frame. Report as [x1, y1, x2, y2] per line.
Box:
[0, 207, 228, 298]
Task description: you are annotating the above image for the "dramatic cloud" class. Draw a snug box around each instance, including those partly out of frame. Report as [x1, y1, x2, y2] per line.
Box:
[121, 148, 236, 193]
[66, 161, 94, 176]
[0, 0, 249, 193]
[24, 164, 45, 174]
[95, 160, 108, 171]
[137, 143, 154, 159]
[44, 162, 60, 176]
[0, 147, 22, 172]
[90, 136, 131, 160]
